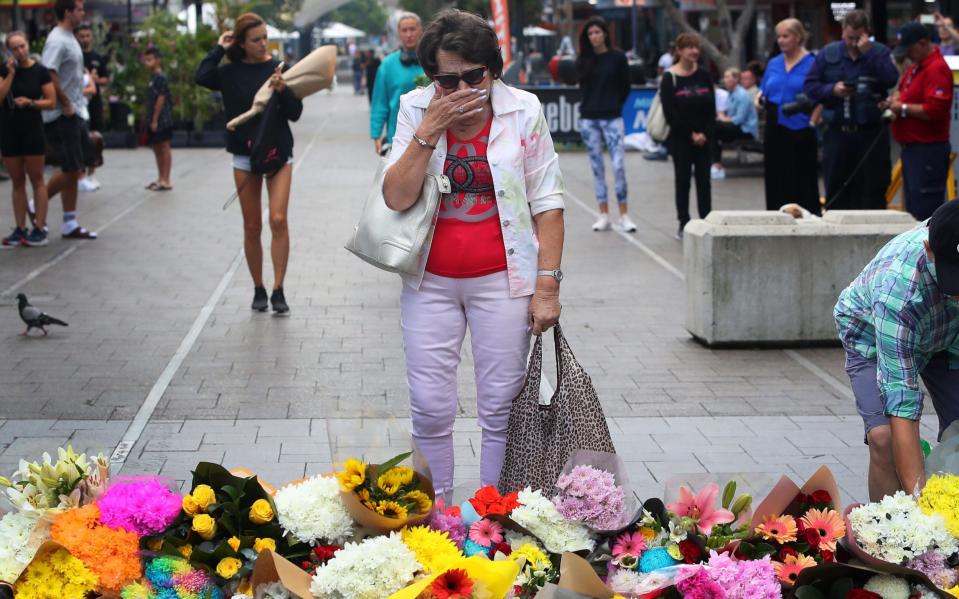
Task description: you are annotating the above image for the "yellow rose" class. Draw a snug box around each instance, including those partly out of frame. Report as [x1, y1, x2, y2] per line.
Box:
[336, 458, 367, 491]
[182, 495, 200, 516]
[178, 544, 193, 559]
[227, 536, 241, 552]
[236, 581, 253, 595]
[249, 499, 275, 524]
[192, 484, 217, 510]
[192, 514, 217, 540]
[253, 537, 277, 553]
[215, 556, 242, 579]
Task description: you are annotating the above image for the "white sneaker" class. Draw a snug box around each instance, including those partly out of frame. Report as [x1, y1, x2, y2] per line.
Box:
[710, 166, 726, 180]
[592, 214, 611, 231]
[619, 214, 637, 233]
[88, 177, 101, 190]
[78, 178, 98, 192]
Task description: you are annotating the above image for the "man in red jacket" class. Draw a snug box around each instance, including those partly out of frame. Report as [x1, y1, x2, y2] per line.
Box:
[885, 22, 954, 220]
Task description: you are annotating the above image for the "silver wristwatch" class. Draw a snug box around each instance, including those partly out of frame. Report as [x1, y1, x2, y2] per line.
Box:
[537, 269, 563, 282]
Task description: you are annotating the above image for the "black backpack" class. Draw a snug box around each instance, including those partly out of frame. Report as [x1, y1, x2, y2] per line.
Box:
[249, 92, 290, 176]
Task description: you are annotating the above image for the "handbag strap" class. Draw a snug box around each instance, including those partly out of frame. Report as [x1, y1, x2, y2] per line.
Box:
[520, 333, 545, 407]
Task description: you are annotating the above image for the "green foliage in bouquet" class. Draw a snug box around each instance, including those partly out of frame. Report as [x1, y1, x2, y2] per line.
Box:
[144, 462, 310, 583]
[110, 12, 221, 130]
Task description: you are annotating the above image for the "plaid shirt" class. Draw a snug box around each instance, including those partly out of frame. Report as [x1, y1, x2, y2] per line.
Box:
[835, 224, 959, 420]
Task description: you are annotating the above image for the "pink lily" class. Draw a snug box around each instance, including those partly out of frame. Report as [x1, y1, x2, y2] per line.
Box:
[666, 483, 734, 535]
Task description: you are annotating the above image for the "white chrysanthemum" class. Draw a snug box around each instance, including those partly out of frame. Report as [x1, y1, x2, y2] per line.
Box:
[274, 475, 353, 545]
[253, 581, 292, 599]
[608, 568, 642, 594]
[310, 533, 421, 599]
[863, 575, 910, 599]
[510, 488, 594, 554]
[0, 511, 45, 582]
[849, 492, 958, 564]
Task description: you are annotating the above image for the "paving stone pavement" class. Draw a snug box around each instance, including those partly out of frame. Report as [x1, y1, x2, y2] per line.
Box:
[0, 85, 935, 503]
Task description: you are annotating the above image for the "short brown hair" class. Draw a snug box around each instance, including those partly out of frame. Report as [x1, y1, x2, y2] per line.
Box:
[675, 32, 701, 50]
[842, 9, 870, 32]
[5, 30, 27, 48]
[417, 10, 504, 80]
[226, 13, 266, 63]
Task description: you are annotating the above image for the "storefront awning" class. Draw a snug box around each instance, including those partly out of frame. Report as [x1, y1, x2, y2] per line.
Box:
[0, 0, 54, 8]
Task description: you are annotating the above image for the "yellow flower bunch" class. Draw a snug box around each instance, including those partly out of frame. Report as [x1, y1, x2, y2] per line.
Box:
[182, 484, 216, 516]
[919, 473, 959, 538]
[216, 556, 242, 579]
[403, 490, 433, 513]
[509, 543, 550, 573]
[13, 549, 98, 599]
[376, 500, 409, 519]
[337, 459, 367, 492]
[253, 537, 277, 553]
[401, 526, 463, 574]
[192, 514, 217, 540]
[249, 499, 275, 524]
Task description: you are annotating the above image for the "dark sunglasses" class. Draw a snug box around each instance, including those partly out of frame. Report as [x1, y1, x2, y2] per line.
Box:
[434, 66, 488, 90]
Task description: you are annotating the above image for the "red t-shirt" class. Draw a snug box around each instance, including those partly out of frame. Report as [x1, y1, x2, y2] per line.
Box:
[892, 47, 954, 145]
[425, 117, 507, 278]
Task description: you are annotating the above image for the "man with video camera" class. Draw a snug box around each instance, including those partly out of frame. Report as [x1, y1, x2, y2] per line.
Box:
[804, 10, 899, 210]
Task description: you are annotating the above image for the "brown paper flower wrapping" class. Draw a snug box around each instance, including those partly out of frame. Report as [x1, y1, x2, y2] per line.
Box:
[339, 465, 435, 534]
[249, 549, 314, 599]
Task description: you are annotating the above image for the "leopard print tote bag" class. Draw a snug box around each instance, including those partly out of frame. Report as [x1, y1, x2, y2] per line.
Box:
[497, 324, 616, 495]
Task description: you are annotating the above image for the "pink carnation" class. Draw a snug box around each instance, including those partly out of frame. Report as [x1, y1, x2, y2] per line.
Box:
[96, 477, 183, 537]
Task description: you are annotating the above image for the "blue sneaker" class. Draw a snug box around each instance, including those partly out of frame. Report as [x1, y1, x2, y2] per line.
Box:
[24, 228, 48, 247]
[1, 227, 27, 247]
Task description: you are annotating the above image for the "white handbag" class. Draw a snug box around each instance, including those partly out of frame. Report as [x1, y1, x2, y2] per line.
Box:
[646, 72, 672, 143]
[345, 159, 451, 275]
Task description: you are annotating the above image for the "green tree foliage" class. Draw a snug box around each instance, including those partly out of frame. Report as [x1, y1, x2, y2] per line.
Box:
[211, 0, 304, 29]
[328, 0, 389, 34]
[111, 11, 221, 128]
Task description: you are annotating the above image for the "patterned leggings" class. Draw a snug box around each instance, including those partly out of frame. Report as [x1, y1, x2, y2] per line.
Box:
[580, 117, 628, 205]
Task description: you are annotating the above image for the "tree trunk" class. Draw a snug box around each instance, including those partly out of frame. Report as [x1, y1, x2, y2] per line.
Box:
[661, 0, 757, 71]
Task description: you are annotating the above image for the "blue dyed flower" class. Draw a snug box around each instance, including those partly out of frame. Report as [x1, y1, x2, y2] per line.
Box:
[463, 539, 491, 558]
[639, 546, 677, 573]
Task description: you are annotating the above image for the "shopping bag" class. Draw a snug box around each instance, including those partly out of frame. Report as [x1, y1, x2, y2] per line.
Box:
[646, 72, 672, 143]
[497, 324, 615, 495]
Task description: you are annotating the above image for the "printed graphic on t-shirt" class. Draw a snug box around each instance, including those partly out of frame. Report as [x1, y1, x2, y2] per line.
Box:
[439, 136, 498, 223]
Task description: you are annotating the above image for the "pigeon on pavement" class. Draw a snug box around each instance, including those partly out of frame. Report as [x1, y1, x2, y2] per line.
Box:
[16, 293, 68, 336]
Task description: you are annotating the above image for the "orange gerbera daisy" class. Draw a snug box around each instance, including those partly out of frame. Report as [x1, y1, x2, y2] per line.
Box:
[800, 508, 845, 551]
[755, 514, 798, 544]
[774, 554, 817, 586]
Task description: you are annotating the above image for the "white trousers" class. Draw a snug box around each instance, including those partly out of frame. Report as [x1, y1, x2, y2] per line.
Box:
[400, 271, 532, 494]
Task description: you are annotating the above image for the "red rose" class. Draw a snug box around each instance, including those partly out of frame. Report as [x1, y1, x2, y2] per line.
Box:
[846, 590, 882, 599]
[804, 527, 822, 548]
[470, 486, 508, 516]
[796, 493, 809, 506]
[811, 490, 832, 505]
[678, 539, 702, 564]
[796, 519, 807, 533]
[779, 547, 798, 561]
[502, 490, 520, 513]
[820, 549, 835, 562]
[300, 561, 312, 570]
[313, 545, 340, 562]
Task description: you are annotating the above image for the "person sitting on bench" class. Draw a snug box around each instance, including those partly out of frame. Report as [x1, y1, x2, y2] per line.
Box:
[711, 67, 758, 180]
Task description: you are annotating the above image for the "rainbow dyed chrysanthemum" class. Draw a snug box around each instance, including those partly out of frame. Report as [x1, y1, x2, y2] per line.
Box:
[121, 556, 225, 599]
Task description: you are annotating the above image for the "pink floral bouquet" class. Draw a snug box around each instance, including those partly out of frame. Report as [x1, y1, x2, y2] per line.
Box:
[96, 476, 183, 537]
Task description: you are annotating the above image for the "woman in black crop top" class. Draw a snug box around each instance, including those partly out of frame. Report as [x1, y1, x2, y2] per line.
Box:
[195, 13, 303, 315]
[660, 32, 715, 239]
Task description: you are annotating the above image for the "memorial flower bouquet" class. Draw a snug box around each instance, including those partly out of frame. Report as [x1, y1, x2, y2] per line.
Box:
[509, 488, 594, 554]
[401, 525, 464, 574]
[0, 510, 47, 582]
[144, 462, 308, 585]
[671, 550, 781, 599]
[553, 464, 628, 531]
[50, 503, 142, 592]
[789, 562, 951, 599]
[120, 555, 225, 599]
[668, 480, 753, 551]
[919, 474, 959, 539]
[310, 532, 421, 599]
[847, 491, 959, 566]
[273, 475, 353, 545]
[387, 555, 521, 599]
[337, 451, 435, 533]
[0, 445, 109, 512]
[96, 476, 183, 537]
[11, 544, 98, 599]
[428, 498, 467, 549]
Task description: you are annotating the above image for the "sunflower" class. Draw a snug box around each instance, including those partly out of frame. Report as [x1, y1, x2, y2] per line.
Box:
[377, 472, 403, 496]
[375, 500, 409, 519]
[755, 514, 798, 544]
[402, 490, 433, 514]
[337, 458, 367, 492]
[799, 508, 845, 551]
[774, 553, 816, 585]
[391, 466, 415, 486]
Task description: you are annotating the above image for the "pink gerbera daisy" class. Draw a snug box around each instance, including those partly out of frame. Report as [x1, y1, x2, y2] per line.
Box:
[468, 518, 503, 547]
[612, 530, 647, 558]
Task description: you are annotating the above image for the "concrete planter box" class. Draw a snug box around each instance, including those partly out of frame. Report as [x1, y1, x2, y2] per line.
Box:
[684, 210, 917, 347]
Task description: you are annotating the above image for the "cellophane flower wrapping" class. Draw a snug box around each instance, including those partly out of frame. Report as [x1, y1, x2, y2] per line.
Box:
[121, 555, 225, 599]
[552, 450, 635, 532]
[96, 476, 183, 536]
[918, 474, 959, 539]
[50, 503, 142, 591]
[848, 491, 959, 564]
[310, 532, 421, 599]
[510, 488, 595, 554]
[0, 511, 47, 582]
[273, 475, 353, 545]
[12, 547, 98, 599]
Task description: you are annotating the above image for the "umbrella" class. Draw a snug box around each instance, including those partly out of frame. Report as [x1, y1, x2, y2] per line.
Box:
[226, 45, 338, 131]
